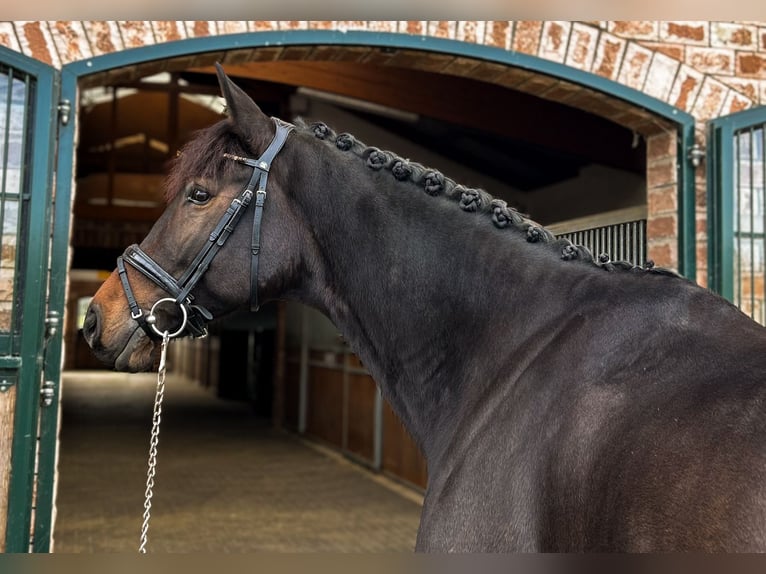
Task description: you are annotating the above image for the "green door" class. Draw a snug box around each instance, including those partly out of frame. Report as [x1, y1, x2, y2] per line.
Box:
[708, 106, 766, 325]
[0, 46, 68, 553]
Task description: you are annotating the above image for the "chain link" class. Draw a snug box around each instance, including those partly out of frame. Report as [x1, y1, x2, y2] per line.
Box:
[139, 331, 170, 554]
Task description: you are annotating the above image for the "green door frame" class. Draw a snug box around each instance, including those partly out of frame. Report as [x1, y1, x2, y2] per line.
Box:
[1, 46, 64, 553]
[708, 105, 766, 302]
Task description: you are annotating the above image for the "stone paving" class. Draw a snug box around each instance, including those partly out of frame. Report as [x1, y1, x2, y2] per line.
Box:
[54, 371, 422, 553]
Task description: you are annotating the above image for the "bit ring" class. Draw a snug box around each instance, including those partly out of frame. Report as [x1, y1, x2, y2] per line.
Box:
[147, 298, 188, 339]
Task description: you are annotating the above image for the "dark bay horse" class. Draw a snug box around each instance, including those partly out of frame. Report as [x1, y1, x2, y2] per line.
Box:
[83, 64, 766, 552]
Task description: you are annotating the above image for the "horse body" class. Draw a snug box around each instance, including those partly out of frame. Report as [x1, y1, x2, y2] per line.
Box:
[83, 66, 766, 552]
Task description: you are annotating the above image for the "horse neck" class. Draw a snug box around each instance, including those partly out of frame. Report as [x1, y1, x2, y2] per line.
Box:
[290, 153, 584, 462]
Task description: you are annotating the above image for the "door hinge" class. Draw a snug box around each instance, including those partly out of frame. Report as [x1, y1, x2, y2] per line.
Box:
[45, 310, 60, 339]
[687, 144, 705, 167]
[40, 380, 56, 406]
[58, 99, 71, 126]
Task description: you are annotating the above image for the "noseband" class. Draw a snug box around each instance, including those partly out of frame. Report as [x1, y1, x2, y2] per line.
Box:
[116, 118, 293, 339]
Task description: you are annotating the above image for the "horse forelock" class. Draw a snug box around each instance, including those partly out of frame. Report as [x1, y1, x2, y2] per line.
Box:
[294, 118, 676, 278]
[164, 120, 252, 204]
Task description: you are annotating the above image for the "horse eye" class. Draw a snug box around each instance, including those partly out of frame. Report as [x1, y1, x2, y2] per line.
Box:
[187, 186, 211, 205]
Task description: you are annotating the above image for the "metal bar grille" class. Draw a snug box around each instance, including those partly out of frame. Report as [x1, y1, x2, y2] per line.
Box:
[733, 124, 765, 325]
[555, 219, 647, 268]
[0, 65, 30, 354]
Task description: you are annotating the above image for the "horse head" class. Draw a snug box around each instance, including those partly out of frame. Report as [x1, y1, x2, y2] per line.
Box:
[83, 65, 312, 371]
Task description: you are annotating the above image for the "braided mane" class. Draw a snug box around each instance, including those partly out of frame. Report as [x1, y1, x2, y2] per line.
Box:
[299, 118, 675, 277]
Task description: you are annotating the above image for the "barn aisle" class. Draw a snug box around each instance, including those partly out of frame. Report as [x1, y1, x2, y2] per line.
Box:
[54, 371, 422, 553]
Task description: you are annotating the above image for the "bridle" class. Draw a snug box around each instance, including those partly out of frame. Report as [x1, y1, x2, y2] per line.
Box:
[116, 117, 294, 340]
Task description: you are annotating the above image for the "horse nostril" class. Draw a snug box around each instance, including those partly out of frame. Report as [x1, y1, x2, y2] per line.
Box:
[82, 304, 101, 347]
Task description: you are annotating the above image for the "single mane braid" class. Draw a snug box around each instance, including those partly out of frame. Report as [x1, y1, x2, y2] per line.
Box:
[297, 119, 675, 278]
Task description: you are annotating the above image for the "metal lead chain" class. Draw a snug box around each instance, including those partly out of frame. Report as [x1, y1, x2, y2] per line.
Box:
[139, 330, 170, 553]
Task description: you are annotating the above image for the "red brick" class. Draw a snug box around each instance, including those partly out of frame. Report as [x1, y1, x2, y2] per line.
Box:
[83, 21, 122, 55]
[308, 21, 334, 30]
[669, 65, 704, 112]
[718, 78, 759, 102]
[618, 42, 653, 90]
[493, 67, 535, 89]
[686, 47, 734, 75]
[692, 78, 728, 121]
[611, 21, 658, 40]
[457, 21, 484, 44]
[250, 21, 279, 32]
[644, 52, 680, 101]
[661, 21, 708, 45]
[152, 21, 185, 43]
[723, 90, 753, 114]
[0, 23, 19, 51]
[485, 21, 511, 49]
[696, 178, 708, 207]
[119, 21, 155, 48]
[185, 21, 214, 37]
[648, 240, 677, 269]
[540, 21, 570, 63]
[19, 21, 59, 66]
[512, 21, 543, 55]
[0, 33, 16, 51]
[738, 53, 766, 76]
[218, 21, 248, 34]
[639, 42, 684, 61]
[540, 80, 582, 104]
[400, 21, 426, 35]
[565, 22, 598, 71]
[593, 33, 626, 80]
[278, 21, 309, 31]
[711, 22, 757, 49]
[0, 282, 13, 308]
[428, 21, 455, 39]
[648, 185, 678, 214]
[648, 159, 677, 188]
[49, 20, 91, 64]
[647, 131, 677, 159]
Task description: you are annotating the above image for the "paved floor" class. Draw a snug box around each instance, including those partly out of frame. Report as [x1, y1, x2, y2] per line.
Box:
[54, 371, 422, 553]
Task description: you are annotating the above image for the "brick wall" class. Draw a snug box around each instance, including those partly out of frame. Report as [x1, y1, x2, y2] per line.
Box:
[2, 20, 766, 279]
[0, 237, 15, 332]
[2, 21, 763, 109]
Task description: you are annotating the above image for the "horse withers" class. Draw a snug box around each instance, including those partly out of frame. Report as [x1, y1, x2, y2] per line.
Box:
[83, 64, 766, 552]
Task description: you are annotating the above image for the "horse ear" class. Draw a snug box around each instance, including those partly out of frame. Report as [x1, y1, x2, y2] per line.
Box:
[214, 62, 272, 144]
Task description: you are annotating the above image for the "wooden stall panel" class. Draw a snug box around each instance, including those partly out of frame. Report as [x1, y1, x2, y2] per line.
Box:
[345, 370, 376, 462]
[382, 402, 428, 489]
[306, 360, 344, 447]
[283, 351, 301, 430]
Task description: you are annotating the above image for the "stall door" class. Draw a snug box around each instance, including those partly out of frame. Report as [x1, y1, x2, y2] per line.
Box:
[708, 106, 766, 325]
[0, 46, 67, 553]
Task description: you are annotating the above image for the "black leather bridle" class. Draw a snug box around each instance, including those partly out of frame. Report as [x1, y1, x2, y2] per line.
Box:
[116, 118, 293, 339]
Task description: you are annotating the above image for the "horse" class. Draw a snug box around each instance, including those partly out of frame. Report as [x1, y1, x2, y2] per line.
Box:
[83, 64, 766, 552]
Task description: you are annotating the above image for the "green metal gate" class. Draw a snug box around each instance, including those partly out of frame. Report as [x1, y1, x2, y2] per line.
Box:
[709, 106, 766, 325]
[0, 46, 68, 553]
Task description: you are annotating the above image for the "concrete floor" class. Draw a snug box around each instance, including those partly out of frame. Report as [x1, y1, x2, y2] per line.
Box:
[54, 371, 422, 553]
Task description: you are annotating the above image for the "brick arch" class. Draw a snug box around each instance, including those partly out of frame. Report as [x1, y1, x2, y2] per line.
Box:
[3, 21, 704, 275]
[1, 20, 756, 120]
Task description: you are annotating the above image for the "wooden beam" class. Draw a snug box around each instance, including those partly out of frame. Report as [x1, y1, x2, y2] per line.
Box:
[195, 61, 644, 174]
